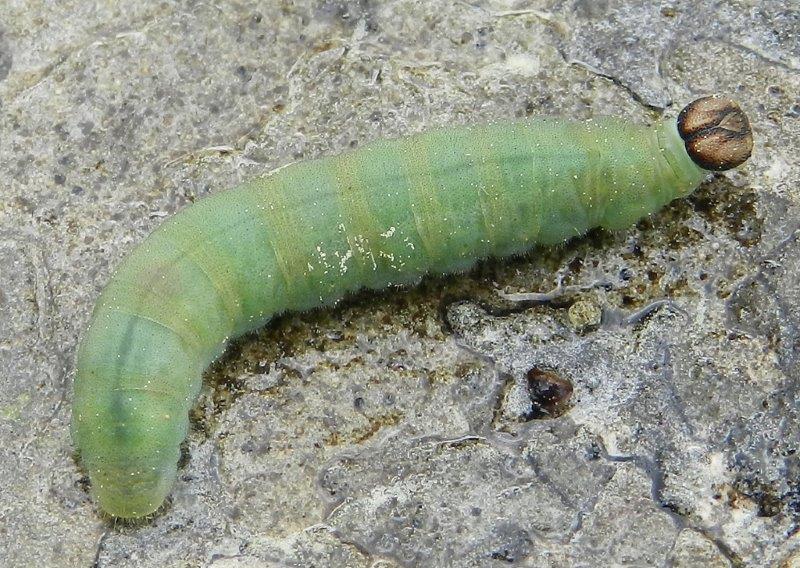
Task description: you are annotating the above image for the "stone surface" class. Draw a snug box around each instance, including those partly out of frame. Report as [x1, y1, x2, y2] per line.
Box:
[0, 0, 798, 566]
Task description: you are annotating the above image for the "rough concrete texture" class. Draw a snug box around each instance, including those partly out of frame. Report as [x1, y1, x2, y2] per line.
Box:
[0, 0, 798, 566]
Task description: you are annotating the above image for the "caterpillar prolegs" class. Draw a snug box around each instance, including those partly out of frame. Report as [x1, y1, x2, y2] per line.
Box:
[72, 96, 753, 518]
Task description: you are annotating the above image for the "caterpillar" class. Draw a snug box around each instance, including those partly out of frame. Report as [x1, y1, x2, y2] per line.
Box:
[72, 95, 753, 518]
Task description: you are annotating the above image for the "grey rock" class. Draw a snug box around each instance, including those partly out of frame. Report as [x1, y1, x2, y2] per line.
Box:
[0, 27, 11, 83]
[0, 0, 798, 566]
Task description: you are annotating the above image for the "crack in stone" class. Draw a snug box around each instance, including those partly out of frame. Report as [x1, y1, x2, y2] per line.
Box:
[594, 436, 745, 567]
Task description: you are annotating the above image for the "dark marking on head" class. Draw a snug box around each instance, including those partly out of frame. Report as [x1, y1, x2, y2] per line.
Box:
[677, 96, 753, 171]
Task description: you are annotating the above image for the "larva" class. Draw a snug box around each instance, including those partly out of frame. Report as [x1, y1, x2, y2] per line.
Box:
[72, 96, 753, 518]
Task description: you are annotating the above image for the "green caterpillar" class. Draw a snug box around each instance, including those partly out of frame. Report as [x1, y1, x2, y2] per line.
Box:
[72, 96, 753, 518]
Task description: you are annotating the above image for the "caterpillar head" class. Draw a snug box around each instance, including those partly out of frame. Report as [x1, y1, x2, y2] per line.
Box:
[677, 95, 753, 171]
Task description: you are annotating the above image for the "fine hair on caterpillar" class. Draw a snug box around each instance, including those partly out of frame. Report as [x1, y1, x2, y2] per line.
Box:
[71, 95, 753, 518]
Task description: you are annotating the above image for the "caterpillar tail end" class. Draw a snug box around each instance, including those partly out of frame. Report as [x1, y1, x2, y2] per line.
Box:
[76, 416, 181, 518]
[677, 95, 753, 171]
[72, 368, 186, 519]
[90, 465, 176, 519]
[72, 394, 183, 518]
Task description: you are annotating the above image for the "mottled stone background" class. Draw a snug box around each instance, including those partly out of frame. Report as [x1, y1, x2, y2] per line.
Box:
[0, 1, 798, 566]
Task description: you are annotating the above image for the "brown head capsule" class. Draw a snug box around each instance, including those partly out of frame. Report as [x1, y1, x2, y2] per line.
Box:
[677, 95, 753, 171]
